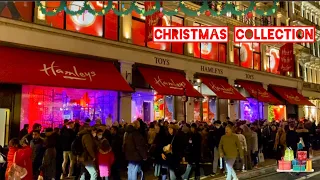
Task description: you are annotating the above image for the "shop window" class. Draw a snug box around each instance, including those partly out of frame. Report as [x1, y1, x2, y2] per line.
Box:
[268, 105, 286, 121]
[234, 43, 261, 69]
[131, 91, 174, 122]
[131, 5, 183, 54]
[21, 85, 118, 129]
[194, 97, 216, 122]
[34, 1, 64, 29]
[66, 1, 103, 37]
[240, 98, 263, 122]
[0, 1, 33, 22]
[266, 47, 280, 74]
[194, 23, 227, 62]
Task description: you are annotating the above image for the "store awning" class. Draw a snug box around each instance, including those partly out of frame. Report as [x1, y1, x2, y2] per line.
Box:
[269, 85, 314, 106]
[138, 67, 203, 97]
[0, 46, 133, 92]
[200, 76, 246, 100]
[237, 81, 281, 104]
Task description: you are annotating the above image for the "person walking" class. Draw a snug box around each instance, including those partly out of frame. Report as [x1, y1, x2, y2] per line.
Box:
[274, 126, 286, 161]
[30, 130, 45, 179]
[219, 125, 243, 180]
[97, 138, 115, 180]
[39, 128, 57, 180]
[19, 124, 29, 140]
[60, 121, 76, 178]
[183, 123, 202, 180]
[123, 120, 148, 180]
[78, 126, 98, 180]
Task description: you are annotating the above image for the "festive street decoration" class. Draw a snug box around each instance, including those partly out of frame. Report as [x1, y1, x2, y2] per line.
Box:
[36, 0, 279, 17]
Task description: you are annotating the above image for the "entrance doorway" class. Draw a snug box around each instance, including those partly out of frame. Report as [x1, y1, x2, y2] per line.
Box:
[143, 101, 151, 123]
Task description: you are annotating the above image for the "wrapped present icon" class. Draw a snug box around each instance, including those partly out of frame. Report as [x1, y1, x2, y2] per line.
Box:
[297, 151, 307, 161]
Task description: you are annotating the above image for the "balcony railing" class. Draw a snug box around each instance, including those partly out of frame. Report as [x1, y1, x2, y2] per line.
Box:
[292, 12, 320, 30]
[238, 16, 272, 26]
[308, 1, 320, 9]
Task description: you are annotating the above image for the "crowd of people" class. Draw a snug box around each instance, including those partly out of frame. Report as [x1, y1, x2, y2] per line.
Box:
[0, 117, 319, 180]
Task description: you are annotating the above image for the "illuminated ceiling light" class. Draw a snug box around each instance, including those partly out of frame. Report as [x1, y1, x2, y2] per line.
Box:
[196, 79, 201, 83]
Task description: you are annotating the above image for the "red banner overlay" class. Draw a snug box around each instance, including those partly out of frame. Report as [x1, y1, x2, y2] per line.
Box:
[279, 43, 294, 72]
[145, 1, 162, 42]
[0, 46, 133, 92]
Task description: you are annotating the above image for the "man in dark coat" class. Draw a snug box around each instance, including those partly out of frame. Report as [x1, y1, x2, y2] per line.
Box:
[183, 123, 202, 180]
[123, 120, 148, 180]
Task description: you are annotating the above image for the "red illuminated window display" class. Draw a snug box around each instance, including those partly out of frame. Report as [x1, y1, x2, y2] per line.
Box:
[194, 42, 227, 62]
[266, 47, 280, 74]
[104, 2, 119, 41]
[66, 1, 103, 37]
[41, 1, 65, 29]
[0, 1, 33, 22]
[234, 43, 261, 70]
[131, 9, 184, 54]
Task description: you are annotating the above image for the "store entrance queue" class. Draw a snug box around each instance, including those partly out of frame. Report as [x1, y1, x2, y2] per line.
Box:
[0, 45, 133, 146]
[131, 66, 203, 123]
[269, 85, 315, 121]
[236, 80, 281, 122]
[193, 75, 246, 122]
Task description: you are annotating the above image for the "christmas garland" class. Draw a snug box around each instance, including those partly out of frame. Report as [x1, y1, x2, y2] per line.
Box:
[36, 0, 279, 17]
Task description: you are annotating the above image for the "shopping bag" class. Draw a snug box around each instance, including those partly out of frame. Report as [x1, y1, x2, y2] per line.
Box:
[298, 137, 305, 150]
[278, 158, 291, 170]
[297, 151, 307, 161]
[258, 150, 265, 163]
[284, 148, 294, 161]
[306, 159, 312, 171]
[37, 175, 44, 180]
[8, 152, 27, 180]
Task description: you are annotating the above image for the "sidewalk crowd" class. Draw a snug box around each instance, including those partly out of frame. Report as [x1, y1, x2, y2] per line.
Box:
[0, 117, 319, 180]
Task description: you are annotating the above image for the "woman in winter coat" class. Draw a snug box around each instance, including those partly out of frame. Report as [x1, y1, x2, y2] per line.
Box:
[151, 124, 167, 179]
[39, 128, 57, 180]
[241, 124, 253, 170]
[97, 138, 115, 180]
[274, 126, 286, 161]
[5, 138, 33, 180]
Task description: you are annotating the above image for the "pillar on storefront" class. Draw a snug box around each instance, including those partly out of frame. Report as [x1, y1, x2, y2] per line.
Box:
[263, 84, 269, 121]
[119, 61, 134, 123]
[297, 81, 305, 119]
[228, 78, 236, 121]
[261, 44, 268, 72]
[120, 2, 132, 43]
[185, 70, 195, 123]
[227, 33, 233, 65]
[184, 18, 194, 57]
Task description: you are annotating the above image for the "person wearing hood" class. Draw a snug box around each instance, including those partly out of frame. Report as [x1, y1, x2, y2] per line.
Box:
[78, 126, 98, 180]
[39, 128, 57, 180]
[123, 120, 148, 180]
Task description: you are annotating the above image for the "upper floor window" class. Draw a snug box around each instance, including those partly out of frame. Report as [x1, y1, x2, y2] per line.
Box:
[193, 22, 227, 63]
[131, 3, 184, 55]
[34, 1, 119, 40]
[0, 1, 33, 22]
[265, 47, 280, 74]
[234, 43, 261, 70]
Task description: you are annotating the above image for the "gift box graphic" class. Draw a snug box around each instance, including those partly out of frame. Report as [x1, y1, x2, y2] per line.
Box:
[278, 158, 291, 170]
[293, 165, 306, 172]
[297, 151, 307, 161]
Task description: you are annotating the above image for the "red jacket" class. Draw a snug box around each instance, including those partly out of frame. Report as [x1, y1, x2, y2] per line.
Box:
[5, 146, 33, 180]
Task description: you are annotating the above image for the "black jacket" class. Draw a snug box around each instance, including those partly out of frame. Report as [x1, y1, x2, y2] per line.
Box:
[286, 130, 299, 150]
[185, 132, 202, 163]
[60, 126, 76, 151]
[208, 126, 225, 150]
[123, 125, 148, 162]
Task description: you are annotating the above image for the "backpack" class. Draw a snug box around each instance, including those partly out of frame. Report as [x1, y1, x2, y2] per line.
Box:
[71, 135, 84, 156]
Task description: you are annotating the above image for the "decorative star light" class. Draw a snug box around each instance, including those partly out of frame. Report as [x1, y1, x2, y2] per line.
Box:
[217, 12, 221, 15]
[174, 9, 178, 12]
[241, 13, 244, 16]
[152, 6, 156, 10]
[112, 5, 115, 9]
[181, 1, 185, 5]
[272, 9, 276, 13]
[197, 11, 201, 16]
[276, 2, 280, 6]
[264, 11, 267, 15]
[102, 9, 105, 14]
[53, 9, 57, 12]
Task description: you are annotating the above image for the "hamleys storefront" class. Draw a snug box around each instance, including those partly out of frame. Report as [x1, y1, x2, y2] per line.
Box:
[0, 45, 133, 138]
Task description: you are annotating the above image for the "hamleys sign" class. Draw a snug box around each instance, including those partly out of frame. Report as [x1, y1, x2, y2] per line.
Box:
[209, 83, 235, 95]
[154, 76, 186, 90]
